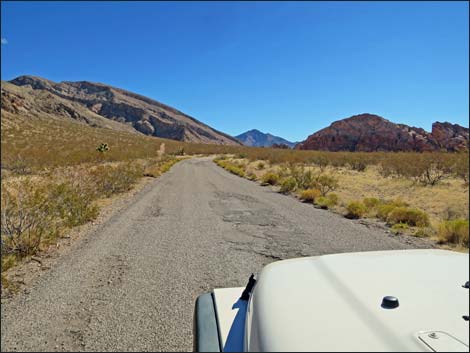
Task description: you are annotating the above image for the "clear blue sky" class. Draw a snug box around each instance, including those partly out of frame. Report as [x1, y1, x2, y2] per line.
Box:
[1, 1, 468, 141]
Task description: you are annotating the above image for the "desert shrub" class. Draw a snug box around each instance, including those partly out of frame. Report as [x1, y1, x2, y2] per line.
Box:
[346, 201, 367, 219]
[386, 207, 430, 227]
[160, 157, 179, 173]
[363, 197, 380, 209]
[3, 155, 33, 175]
[377, 204, 396, 221]
[215, 159, 246, 177]
[378, 163, 394, 178]
[315, 193, 339, 209]
[143, 164, 162, 178]
[315, 197, 329, 209]
[314, 174, 339, 196]
[215, 155, 228, 161]
[175, 147, 185, 156]
[415, 162, 449, 186]
[1, 254, 17, 272]
[256, 161, 265, 170]
[437, 219, 469, 246]
[279, 177, 297, 194]
[376, 199, 409, 221]
[376, 154, 454, 185]
[391, 222, 409, 234]
[413, 227, 432, 238]
[327, 193, 339, 206]
[349, 159, 367, 172]
[225, 164, 245, 177]
[91, 163, 144, 197]
[143, 156, 179, 177]
[290, 166, 316, 190]
[277, 165, 291, 178]
[300, 189, 321, 202]
[311, 155, 329, 172]
[48, 183, 99, 227]
[261, 172, 280, 185]
[442, 206, 465, 221]
[246, 172, 257, 180]
[454, 153, 469, 186]
[1, 181, 55, 256]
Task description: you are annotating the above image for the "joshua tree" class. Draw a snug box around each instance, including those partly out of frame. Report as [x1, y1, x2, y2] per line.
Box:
[96, 143, 109, 153]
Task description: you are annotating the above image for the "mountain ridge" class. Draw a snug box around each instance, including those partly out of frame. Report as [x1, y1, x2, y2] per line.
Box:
[4, 75, 241, 145]
[236, 129, 297, 148]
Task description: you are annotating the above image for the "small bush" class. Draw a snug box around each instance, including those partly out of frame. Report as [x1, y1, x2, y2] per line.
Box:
[311, 155, 329, 172]
[391, 222, 409, 234]
[1, 182, 54, 256]
[315, 194, 339, 209]
[1, 255, 17, 272]
[290, 166, 316, 190]
[437, 219, 469, 246]
[261, 172, 280, 185]
[454, 154, 469, 186]
[346, 201, 367, 219]
[256, 162, 265, 170]
[300, 189, 321, 202]
[226, 164, 245, 177]
[327, 193, 339, 206]
[386, 207, 430, 227]
[160, 158, 179, 173]
[48, 183, 99, 227]
[314, 174, 339, 196]
[91, 163, 144, 197]
[349, 159, 367, 172]
[315, 196, 329, 209]
[377, 204, 396, 221]
[442, 206, 464, 221]
[279, 177, 297, 194]
[246, 172, 257, 181]
[363, 197, 380, 209]
[377, 199, 409, 221]
[413, 227, 431, 238]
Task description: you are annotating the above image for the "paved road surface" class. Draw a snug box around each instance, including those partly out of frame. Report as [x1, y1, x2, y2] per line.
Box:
[1, 158, 429, 351]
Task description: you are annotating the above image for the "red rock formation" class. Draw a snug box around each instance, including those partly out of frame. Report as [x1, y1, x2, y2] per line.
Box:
[296, 114, 468, 152]
[431, 122, 469, 152]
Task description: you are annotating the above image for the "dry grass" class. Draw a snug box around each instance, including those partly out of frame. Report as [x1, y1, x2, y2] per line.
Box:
[213, 156, 469, 248]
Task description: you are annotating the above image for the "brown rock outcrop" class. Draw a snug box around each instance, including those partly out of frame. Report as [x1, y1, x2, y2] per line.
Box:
[431, 122, 469, 152]
[6, 75, 241, 145]
[296, 114, 468, 152]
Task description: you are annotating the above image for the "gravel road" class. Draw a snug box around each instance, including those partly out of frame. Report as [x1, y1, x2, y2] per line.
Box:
[1, 157, 431, 352]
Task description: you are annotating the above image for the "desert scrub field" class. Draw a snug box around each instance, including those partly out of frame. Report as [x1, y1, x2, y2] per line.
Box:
[213, 154, 469, 249]
[1, 112, 190, 284]
[0, 154, 182, 287]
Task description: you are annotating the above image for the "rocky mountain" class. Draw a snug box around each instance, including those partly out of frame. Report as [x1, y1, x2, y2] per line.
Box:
[295, 113, 469, 152]
[3, 75, 241, 145]
[236, 129, 297, 148]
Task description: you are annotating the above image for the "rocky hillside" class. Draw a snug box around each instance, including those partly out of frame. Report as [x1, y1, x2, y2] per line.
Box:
[3, 75, 241, 145]
[236, 129, 297, 148]
[296, 114, 469, 152]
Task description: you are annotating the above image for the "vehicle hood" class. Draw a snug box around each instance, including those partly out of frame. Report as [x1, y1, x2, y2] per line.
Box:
[244, 249, 469, 352]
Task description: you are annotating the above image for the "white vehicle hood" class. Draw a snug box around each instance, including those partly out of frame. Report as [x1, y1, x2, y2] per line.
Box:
[239, 249, 469, 352]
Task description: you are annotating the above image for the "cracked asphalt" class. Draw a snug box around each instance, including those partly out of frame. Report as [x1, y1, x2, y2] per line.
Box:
[1, 157, 431, 352]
